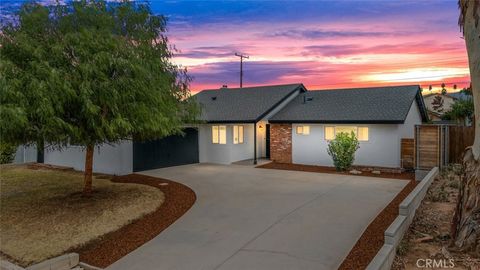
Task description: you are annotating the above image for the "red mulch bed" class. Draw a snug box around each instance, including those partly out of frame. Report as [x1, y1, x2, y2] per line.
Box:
[338, 180, 417, 269]
[257, 162, 414, 180]
[73, 174, 196, 268]
[257, 162, 417, 269]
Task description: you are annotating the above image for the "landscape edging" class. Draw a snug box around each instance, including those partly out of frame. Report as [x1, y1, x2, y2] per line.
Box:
[366, 167, 439, 270]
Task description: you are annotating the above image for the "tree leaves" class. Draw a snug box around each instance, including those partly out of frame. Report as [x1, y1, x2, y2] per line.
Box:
[0, 0, 199, 148]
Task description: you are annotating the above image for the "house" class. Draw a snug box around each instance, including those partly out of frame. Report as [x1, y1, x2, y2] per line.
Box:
[423, 93, 457, 121]
[193, 84, 305, 164]
[423, 91, 473, 124]
[15, 83, 428, 174]
[268, 85, 428, 168]
[15, 84, 305, 174]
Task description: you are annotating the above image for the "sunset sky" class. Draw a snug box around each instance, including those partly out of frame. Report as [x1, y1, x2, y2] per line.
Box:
[1, 0, 471, 93]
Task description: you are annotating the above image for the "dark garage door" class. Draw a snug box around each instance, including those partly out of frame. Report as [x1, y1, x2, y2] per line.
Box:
[133, 128, 199, 172]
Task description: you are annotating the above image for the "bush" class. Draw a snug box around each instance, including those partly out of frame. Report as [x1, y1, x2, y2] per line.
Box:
[0, 143, 17, 164]
[327, 132, 360, 171]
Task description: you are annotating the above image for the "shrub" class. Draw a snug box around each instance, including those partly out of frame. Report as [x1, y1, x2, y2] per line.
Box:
[327, 131, 360, 171]
[0, 143, 17, 164]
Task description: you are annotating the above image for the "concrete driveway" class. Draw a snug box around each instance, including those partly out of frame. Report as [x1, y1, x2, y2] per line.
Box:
[107, 163, 408, 270]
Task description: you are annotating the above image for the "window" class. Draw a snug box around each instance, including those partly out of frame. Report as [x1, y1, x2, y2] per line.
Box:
[324, 126, 369, 141]
[212, 125, 226, 144]
[357, 127, 369, 141]
[335, 126, 357, 136]
[296, 125, 310, 135]
[325, 126, 335, 140]
[212, 126, 219, 143]
[233, 125, 244, 144]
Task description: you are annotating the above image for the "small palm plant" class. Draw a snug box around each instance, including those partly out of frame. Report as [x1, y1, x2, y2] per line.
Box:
[327, 132, 360, 171]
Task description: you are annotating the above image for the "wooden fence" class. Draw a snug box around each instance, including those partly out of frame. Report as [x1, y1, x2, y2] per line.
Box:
[448, 126, 475, 163]
[409, 125, 475, 170]
[415, 125, 445, 170]
[400, 138, 415, 170]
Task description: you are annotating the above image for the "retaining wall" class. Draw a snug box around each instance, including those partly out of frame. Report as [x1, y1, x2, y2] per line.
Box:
[366, 167, 439, 270]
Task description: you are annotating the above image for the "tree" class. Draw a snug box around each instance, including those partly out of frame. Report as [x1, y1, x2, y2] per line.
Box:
[441, 82, 447, 95]
[0, 1, 198, 195]
[442, 99, 474, 125]
[461, 84, 473, 96]
[451, 0, 480, 255]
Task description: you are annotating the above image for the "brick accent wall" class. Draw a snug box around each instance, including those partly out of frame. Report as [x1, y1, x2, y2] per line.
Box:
[270, 123, 292, 163]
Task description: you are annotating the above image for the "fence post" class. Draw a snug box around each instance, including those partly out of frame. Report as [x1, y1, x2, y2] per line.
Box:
[415, 125, 419, 170]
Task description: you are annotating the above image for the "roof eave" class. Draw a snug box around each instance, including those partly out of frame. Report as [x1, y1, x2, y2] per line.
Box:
[204, 120, 257, 124]
[268, 119, 405, 124]
[415, 88, 430, 122]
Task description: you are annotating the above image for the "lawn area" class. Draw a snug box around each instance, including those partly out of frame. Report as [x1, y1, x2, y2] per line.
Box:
[0, 164, 164, 267]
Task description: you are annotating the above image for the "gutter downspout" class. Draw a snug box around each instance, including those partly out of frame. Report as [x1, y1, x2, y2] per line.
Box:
[254, 122, 257, 165]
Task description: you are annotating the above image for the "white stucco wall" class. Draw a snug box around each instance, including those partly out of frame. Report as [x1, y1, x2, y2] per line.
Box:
[398, 101, 422, 139]
[199, 123, 262, 164]
[292, 124, 401, 168]
[43, 141, 133, 175]
[291, 102, 423, 168]
[14, 145, 38, 163]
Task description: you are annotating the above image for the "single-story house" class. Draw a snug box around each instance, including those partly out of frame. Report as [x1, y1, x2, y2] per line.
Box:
[15, 83, 428, 174]
[423, 93, 457, 121]
[269, 85, 428, 168]
[423, 92, 472, 125]
[194, 83, 306, 164]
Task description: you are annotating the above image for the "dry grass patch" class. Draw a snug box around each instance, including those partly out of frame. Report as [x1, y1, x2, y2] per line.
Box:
[0, 164, 164, 267]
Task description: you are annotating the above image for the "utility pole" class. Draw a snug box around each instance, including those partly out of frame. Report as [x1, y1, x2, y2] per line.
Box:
[235, 53, 249, 88]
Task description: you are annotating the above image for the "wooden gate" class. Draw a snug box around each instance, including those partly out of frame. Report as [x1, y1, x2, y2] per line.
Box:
[400, 138, 415, 170]
[415, 125, 448, 170]
[448, 126, 475, 163]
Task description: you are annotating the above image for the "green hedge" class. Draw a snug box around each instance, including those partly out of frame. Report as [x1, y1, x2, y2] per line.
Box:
[0, 143, 17, 164]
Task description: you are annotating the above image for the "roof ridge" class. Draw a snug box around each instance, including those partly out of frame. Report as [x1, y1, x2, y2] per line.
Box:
[309, 84, 419, 92]
[199, 83, 302, 92]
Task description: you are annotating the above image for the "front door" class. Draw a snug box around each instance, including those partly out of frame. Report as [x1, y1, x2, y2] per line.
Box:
[265, 124, 271, 158]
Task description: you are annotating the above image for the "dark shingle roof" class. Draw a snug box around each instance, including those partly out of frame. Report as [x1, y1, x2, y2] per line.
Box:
[448, 91, 472, 101]
[194, 84, 304, 122]
[269, 85, 428, 123]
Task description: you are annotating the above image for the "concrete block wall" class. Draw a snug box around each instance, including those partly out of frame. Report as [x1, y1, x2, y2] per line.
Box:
[1, 253, 92, 270]
[367, 244, 396, 270]
[269, 124, 292, 163]
[26, 253, 79, 270]
[367, 167, 439, 270]
[399, 168, 439, 223]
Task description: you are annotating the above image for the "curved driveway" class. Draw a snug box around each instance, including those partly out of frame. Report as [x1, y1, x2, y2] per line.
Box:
[107, 163, 408, 270]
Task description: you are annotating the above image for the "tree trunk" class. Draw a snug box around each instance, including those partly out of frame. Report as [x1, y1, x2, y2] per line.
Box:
[451, 148, 480, 255]
[83, 144, 94, 195]
[36, 140, 44, 163]
[452, 0, 480, 255]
